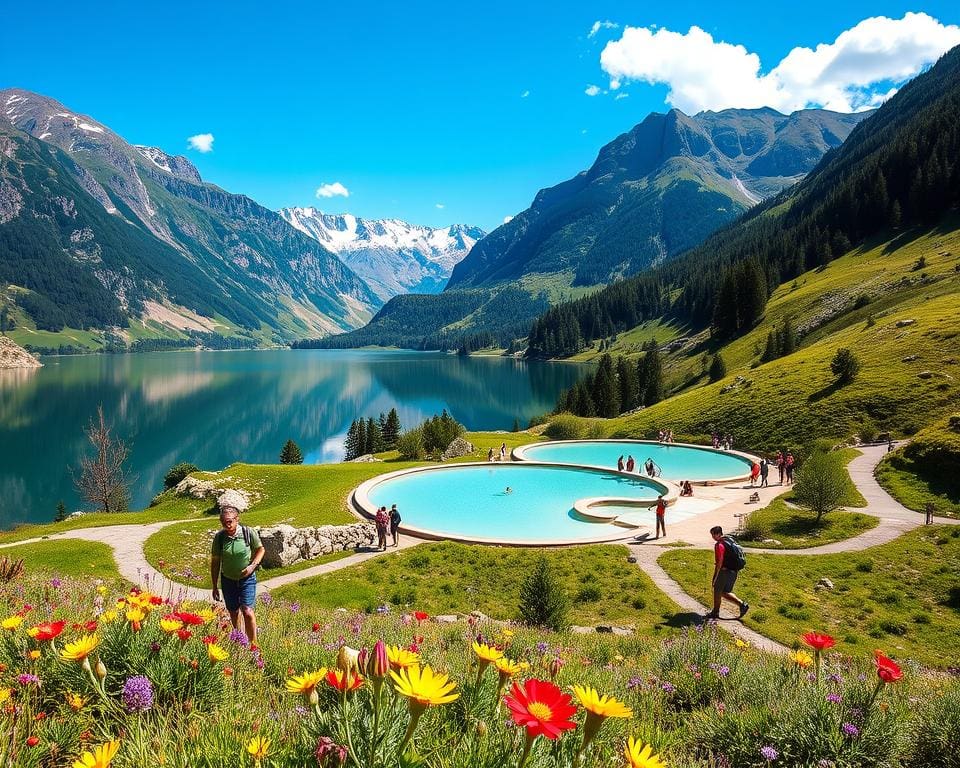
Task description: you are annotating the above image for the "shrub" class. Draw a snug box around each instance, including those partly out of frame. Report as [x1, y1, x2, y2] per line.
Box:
[575, 584, 602, 603]
[420, 410, 465, 454]
[163, 461, 199, 489]
[859, 418, 878, 443]
[708, 353, 727, 382]
[279, 439, 304, 465]
[908, 687, 960, 768]
[831, 347, 861, 384]
[740, 507, 773, 542]
[545, 413, 602, 440]
[793, 451, 850, 522]
[518, 555, 568, 631]
[395, 427, 426, 460]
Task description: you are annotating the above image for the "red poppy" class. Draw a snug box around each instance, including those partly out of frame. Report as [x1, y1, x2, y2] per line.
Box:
[83, 621, 98, 632]
[413, 611, 429, 623]
[202, 635, 218, 645]
[801, 632, 836, 652]
[30, 621, 66, 641]
[26, 736, 39, 747]
[874, 651, 902, 683]
[312, 623, 321, 632]
[174, 612, 205, 626]
[176, 629, 193, 642]
[504, 679, 578, 739]
[149, 596, 164, 606]
[325, 669, 364, 692]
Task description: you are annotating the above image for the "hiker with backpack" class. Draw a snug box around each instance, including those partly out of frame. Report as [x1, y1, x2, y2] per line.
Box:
[210, 505, 265, 645]
[706, 525, 749, 620]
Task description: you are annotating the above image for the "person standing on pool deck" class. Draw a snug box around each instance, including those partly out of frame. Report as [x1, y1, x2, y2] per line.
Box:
[654, 495, 667, 538]
[617, 455, 625, 472]
[211, 506, 265, 646]
[626, 455, 635, 472]
[389, 504, 402, 547]
[375, 506, 390, 550]
[645, 458, 656, 477]
[706, 525, 748, 620]
[759, 458, 769, 487]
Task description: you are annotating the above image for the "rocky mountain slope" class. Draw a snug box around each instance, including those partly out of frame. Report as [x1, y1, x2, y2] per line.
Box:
[0, 336, 41, 368]
[0, 89, 380, 345]
[280, 208, 484, 300]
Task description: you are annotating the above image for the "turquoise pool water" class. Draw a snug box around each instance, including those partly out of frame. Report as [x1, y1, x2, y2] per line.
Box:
[365, 464, 662, 544]
[516, 441, 752, 481]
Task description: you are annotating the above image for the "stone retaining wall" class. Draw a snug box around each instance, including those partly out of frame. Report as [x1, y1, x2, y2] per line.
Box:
[257, 522, 377, 568]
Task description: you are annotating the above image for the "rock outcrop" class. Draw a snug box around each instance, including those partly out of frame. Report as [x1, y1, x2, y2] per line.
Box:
[173, 476, 253, 512]
[258, 522, 377, 568]
[0, 337, 42, 369]
[442, 437, 475, 460]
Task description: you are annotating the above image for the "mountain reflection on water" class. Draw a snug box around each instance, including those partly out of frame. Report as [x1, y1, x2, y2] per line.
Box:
[0, 349, 586, 528]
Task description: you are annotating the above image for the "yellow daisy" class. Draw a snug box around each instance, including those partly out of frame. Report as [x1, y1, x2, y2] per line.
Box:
[391, 664, 460, 710]
[60, 635, 100, 662]
[72, 739, 120, 768]
[625, 737, 667, 768]
[1, 615, 23, 631]
[207, 644, 229, 663]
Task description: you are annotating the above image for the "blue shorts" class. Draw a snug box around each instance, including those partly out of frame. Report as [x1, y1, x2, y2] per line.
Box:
[221, 573, 257, 612]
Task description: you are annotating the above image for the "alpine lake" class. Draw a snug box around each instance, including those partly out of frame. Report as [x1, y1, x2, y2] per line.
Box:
[0, 349, 586, 529]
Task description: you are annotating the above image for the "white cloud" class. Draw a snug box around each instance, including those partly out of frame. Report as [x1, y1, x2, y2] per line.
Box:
[599, 12, 960, 113]
[503, 215, 514, 224]
[315, 182, 350, 199]
[187, 133, 214, 153]
[584, 84, 601, 97]
[435, 203, 445, 209]
[614, 92, 629, 100]
[589, 20, 619, 38]
[521, 90, 530, 98]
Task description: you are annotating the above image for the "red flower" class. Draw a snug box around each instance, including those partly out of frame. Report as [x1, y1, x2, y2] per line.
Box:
[874, 651, 902, 683]
[202, 635, 219, 645]
[30, 621, 66, 641]
[83, 620, 98, 632]
[26, 736, 39, 747]
[413, 611, 429, 623]
[325, 669, 364, 692]
[149, 596, 164, 606]
[174, 612, 205, 626]
[504, 679, 578, 739]
[801, 632, 836, 652]
[176, 629, 193, 642]
[312, 623, 321, 633]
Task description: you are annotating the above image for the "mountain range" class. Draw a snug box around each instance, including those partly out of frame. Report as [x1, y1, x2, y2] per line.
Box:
[0, 89, 381, 344]
[319, 106, 869, 350]
[279, 208, 484, 301]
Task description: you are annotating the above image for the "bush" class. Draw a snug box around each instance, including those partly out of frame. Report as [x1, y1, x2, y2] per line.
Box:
[518, 555, 568, 631]
[163, 462, 199, 489]
[420, 410, 465, 455]
[740, 507, 773, 542]
[908, 687, 960, 768]
[831, 347, 861, 384]
[545, 413, 590, 440]
[793, 451, 850, 522]
[396, 427, 426, 460]
[859, 418, 878, 443]
[708, 353, 727, 382]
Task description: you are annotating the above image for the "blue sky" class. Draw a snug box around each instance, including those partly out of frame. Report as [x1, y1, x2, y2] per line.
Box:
[3, 1, 959, 231]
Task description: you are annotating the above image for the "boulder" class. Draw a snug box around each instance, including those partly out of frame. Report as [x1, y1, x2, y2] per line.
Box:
[175, 476, 219, 500]
[349, 454, 382, 463]
[216, 488, 251, 513]
[570, 625, 595, 634]
[817, 577, 835, 591]
[434, 615, 459, 624]
[895, 319, 916, 327]
[442, 437, 476, 460]
[917, 371, 933, 379]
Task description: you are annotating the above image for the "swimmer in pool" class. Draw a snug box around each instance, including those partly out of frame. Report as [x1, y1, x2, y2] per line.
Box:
[505, 487, 513, 494]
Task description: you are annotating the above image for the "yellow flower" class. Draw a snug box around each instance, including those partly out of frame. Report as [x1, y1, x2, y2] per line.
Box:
[29, 650, 41, 660]
[735, 638, 751, 650]
[790, 649, 814, 668]
[197, 608, 215, 623]
[1, 615, 23, 631]
[60, 634, 100, 662]
[501, 628, 515, 640]
[625, 737, 667, 768]
[390, 664, 460, 709]
[207, 644, 229, 663]
[73, 739, 120, 768]
[494, 657, 524, 680]
[246, 735, 270, 760]
[0, 688, 11, 706]
[572, 685, 633, 719]
[159, 617, 184, 633]
[387, 645, 420, 669]
[96, 585, 108, 595]
[285, 669, 327, 695]
[125, 607, 145, 624]
[472, 641, 503, 665]
[100, 611, 118, 623]
[66, 691, 86, 711]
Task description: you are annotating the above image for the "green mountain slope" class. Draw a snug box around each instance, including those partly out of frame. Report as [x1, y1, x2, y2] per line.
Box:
[0, 89, 380, 347]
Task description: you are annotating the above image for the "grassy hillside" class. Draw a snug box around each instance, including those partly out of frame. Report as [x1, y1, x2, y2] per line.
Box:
[586, 222, 960, 451]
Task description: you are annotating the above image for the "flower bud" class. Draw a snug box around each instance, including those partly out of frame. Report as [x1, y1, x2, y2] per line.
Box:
[309, 687, 319, 706]
[475, 720, 488, 738]
[357, 647, 370, 674]
[371, 639, 388, 679]
[95, 658, 107, 679]
[549, 656, 563, 680]
[337, 645, 360, 676]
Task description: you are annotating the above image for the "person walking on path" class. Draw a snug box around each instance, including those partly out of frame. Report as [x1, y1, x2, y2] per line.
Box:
[210, 506, 265, 646]
[759, 458, 769, 488]
[389, 504, 402, 547]
[654, 495, 667, 539]
[499, 442, 507, 461]
[749, 461, 760, 487]
[706, 525, 749, 620]
[785, 452, 795, 485]
[375, 507, 390, 551]
[776, 451, 785, 485]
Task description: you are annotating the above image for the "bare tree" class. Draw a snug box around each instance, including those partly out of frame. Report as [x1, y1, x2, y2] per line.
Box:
[73, 406, 134, 513]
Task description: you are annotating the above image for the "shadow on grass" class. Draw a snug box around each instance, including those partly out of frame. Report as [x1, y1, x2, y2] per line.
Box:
[808, 378, 845, 403]
[663, 611, 706, 629]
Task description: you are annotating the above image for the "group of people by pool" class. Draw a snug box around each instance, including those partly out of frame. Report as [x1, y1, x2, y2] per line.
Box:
[487, 442, 508, 462]
[711, 432, 735, 450]
[657, 429, 675, 443]
[373, 504, 402, 550]
[616, 454, 659, 477]
[747, 450, 796, 487]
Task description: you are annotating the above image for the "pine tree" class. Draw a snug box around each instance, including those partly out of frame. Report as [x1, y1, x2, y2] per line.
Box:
[343, 420, 362, 461]
[0, 305, 8, 336]
[382, 408, 402, 449]
[708, 353, 727, 382]
[641, 342, 665, 406]
[54, 501, 67, 523]
[616, 356, 639, 412]
[592, 354, 621, 418]
[518, 555, 568, 631]
[365, 417, 384, 455]
[279, 439, 304, 464]
[762, 330, 778, 363]
[781, 316, 797, 354]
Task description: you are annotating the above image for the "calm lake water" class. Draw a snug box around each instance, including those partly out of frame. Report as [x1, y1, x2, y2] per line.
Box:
[0, 349, 585, 529]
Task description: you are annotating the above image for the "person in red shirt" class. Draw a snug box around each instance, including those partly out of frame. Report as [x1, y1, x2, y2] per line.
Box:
[707, 525, 749, 620]
[654, 495, 667, 539]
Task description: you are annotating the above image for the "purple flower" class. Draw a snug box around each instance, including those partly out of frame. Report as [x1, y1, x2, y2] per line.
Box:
[760, 745, 778, 762]
[536, 641, 550, 654]
[288, 602, 300, 613]
[826, 693, 842, 703]
[150, 641, 161, 654]
[17, 673, 39, 686]
[50, 577, 62, 589]
[626, 676, 642, 690]
[841, 723, 859, 738]
[258, 592, 273, 606]
[122, 675, 154, 713]
[661, 682, 676, 693]
[717, 665, 730, 677]
[228, 629, 249, 647]
[376, 604, 390, 614]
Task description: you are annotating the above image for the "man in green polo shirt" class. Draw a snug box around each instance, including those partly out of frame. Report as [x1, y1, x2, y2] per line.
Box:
[210, 505, 265, 645]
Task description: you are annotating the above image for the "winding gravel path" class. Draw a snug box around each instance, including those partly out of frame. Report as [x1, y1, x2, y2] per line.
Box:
[5, 444, 953, 652]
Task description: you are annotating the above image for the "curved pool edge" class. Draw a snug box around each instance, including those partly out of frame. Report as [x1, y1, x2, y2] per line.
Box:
[511, 439, 758, 485]
[348, 461, 676, 547]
